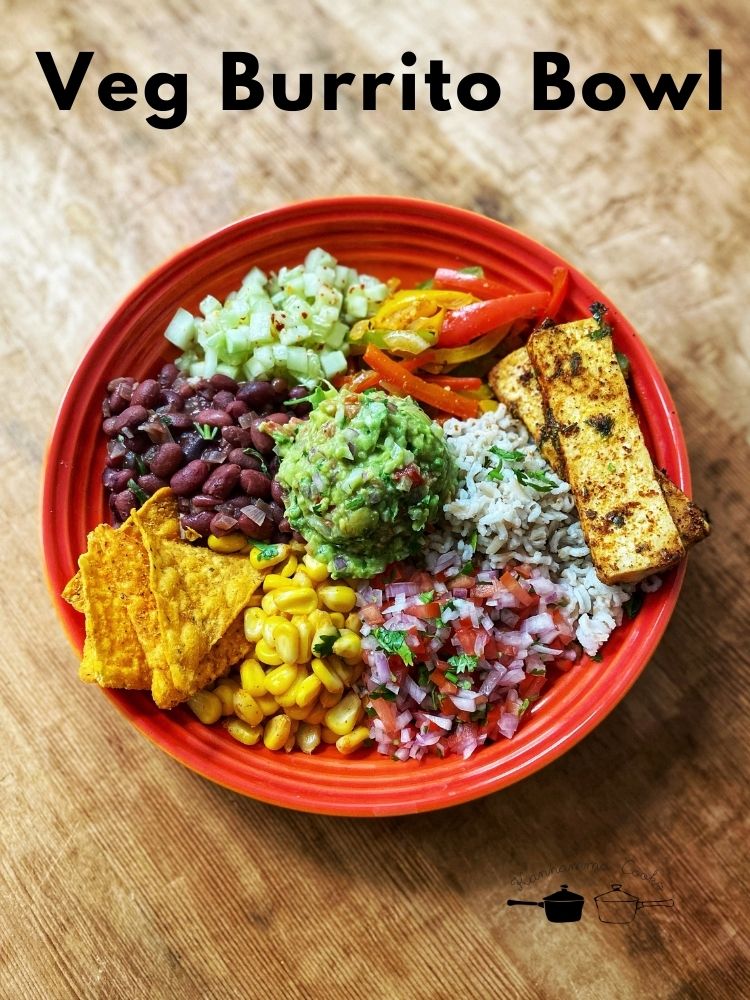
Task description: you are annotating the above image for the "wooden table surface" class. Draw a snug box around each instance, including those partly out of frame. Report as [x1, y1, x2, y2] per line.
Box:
[2, 1, 748, 997]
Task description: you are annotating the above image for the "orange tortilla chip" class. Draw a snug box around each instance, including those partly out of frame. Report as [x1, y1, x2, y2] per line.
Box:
[77, 524, 151, 690]
[132, 488, 260, 696]
[62, 571, 85, 613]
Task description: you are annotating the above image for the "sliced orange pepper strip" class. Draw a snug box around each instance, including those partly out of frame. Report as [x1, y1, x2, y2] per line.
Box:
[360, 345, 479, 419]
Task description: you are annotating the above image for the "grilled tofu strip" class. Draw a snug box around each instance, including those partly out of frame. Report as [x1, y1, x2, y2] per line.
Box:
[489, 347, 710, 550]
[526, 320, 684, 584]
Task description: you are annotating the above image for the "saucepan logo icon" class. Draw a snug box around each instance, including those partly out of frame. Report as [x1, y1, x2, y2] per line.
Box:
[594, 883, 674, 924]
[506, 884, 584, 923]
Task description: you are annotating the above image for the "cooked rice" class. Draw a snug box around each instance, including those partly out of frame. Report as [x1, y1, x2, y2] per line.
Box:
[425, 405, 633, 657]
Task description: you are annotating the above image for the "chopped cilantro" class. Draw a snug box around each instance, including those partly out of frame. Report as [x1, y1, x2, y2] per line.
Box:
[588, 301, 613, 339]
[518, 697, 531, 716]
[429, 688, 442, 711]
[447, 653, 479, 673]
[417, 664, 431, 687]
[283, 384, 330, 409]
[252, 541, 279, 561]
[469, 529, 478, 551]
[369, 685, 398, 701]
[457, 678, 473, 690]
[624, 591, 644, 620]
[616, 352, 631, 379]
[243, 447, 269, 474]
[513, 468, 556, 493]
[607, 462, 617, 473]
[460, 561, 475, 575]
[194, 422, 219, 440]
[418, 590, 435, 604]
[436, 600, 456, 627]
[133, 453, 148, 476]
[415, 277, 434, 290]
[487, 467, 505, 482]
[373, 627, 414, 666]
[491, 446, 525, 462]
[127, 478, 149, 506]
[591, 652, 603, 662]
[444, 670, 459, 683]
[312, 629, 340, 657]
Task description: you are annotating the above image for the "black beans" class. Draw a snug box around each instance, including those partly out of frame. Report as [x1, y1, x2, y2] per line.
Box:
[102, 468, 133, 492]
[170, 460, 210, 496]
[212, 390, 235, 410]
[101, 371, 309, 543]
[249, 417, 275, 454]
[112, 489, 137, 520]
[195, 408, 233, 428]
[237, 512, 274, 539]
[130, 378, 161, 409]
[114, 404, 150, 433]
[149, 442, 184, 478]
[237, 380, 275, 408]
[137, 473, 169, 494]
[202, 463, 242, 499]
[178, 431, 207, 462]
[181, 511, 214, 538]
[158, 363, 180, 386]
[239, 469, 272, 498]
[227, 448, 261, 470]
[210, 373, 239, 392]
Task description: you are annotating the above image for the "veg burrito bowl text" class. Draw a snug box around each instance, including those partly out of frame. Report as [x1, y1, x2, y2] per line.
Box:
[45, 198, 708, 814]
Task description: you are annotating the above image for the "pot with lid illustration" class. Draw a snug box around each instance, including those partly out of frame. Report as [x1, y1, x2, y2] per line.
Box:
[506, 884, 584, 923]
[594, 884, 674, 923]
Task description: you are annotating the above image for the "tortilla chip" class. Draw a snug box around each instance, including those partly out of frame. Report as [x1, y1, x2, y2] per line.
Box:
[132, 488, 260, 696]
[62, 571, 85, 612]
[77, 524, 151, 690]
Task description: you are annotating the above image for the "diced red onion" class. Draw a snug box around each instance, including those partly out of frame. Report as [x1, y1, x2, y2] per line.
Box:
[211, 512, 239, 532]
[385, 582, 420, 599]
[403, 676, 427, 704]
[107, 438, 128, 460]
[238, 412, 255, 429]
[241, 504, 267, 526]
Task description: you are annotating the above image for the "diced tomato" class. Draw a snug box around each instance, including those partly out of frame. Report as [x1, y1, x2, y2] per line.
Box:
[444, 722, 479, 753]
[515, 563, 533, 579]
[371, 696, 398, 735]
[393, 463, 424, 487]
[411, 571, 436, 594]
[500, 571, 536, 607]
[360, 605, 385, 626]
[518, 674, 547, 701]
[405, 602, 440, 620]
[449, 574, 477, 590]
[455, 626, 480, 655]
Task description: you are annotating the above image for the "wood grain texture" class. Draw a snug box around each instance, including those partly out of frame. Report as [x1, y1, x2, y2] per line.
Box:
[1, 0, 749, 997]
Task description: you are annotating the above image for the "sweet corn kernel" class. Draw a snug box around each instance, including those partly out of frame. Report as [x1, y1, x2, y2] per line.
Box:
[187, 691, 222, 725]
[295, 620, 314, 662]
[264, 662, 298, 696]
[264, 714, 292, 751]
[263, 573, 298, 592]
[233, 689, 264, 727]
[274, 621, 299, 664]
[256, 693, 280, 716]
[321, 726, 339, 744]
[329, 654, 354, 685]
[296, 722, 321, 754]
[329, 612, 346, 629]
[244, 607, 267, 643]
[310, 657, 344, 695]
[284, 703, 312, 721]
[214, 678, 240, 716]
[311, 623, 339, 659]
[317, 585, 357, 614]
[262, 615, 287, 647]
[249, 543, 289, 571]
[279, 554, 298, 578]
[225, 718, 262, 745]
[345, 612, 361, 632]
[319, 688, 342, 709]
[336, 725, 370, 755]
[295, 673, 322, 708]
[255, 638, 283, 667]
[302, 553, 329, 583]
[274, 666, 309, 708]
[333, 629, 361, 660]
[239, 658, 267, 697]
[291, 569, 315, 589]
[323, 691, 364, 736]
[305, 702, 327, 726]
[207, 532, 247, 554]
[274, 587, 318, 615]
[309, 609, 333, 631]
[261, 591, 278, 615]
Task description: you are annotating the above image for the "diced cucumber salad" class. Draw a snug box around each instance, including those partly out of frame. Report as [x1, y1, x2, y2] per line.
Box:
[165, 248, 390, 387]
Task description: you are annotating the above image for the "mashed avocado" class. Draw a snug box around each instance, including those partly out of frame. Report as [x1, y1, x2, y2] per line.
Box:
[275, 387, 456, 578]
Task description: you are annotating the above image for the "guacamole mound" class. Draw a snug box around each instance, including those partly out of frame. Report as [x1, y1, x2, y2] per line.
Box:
[275, 388, 456, 578]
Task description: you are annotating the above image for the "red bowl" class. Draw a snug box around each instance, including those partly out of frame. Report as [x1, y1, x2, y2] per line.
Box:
[42, 196, 688, 816]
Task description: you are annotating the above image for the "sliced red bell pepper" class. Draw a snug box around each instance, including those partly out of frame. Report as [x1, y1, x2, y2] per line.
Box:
[361, 344, 479, 419]
[547, 266, 569, 319]
[433, 267, 517, 299]
[438, 291, 549, 348]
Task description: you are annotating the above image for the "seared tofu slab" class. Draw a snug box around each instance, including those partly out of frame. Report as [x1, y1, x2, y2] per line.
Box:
[489, 347, 710, 550]
[526, 320, 685, 584]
